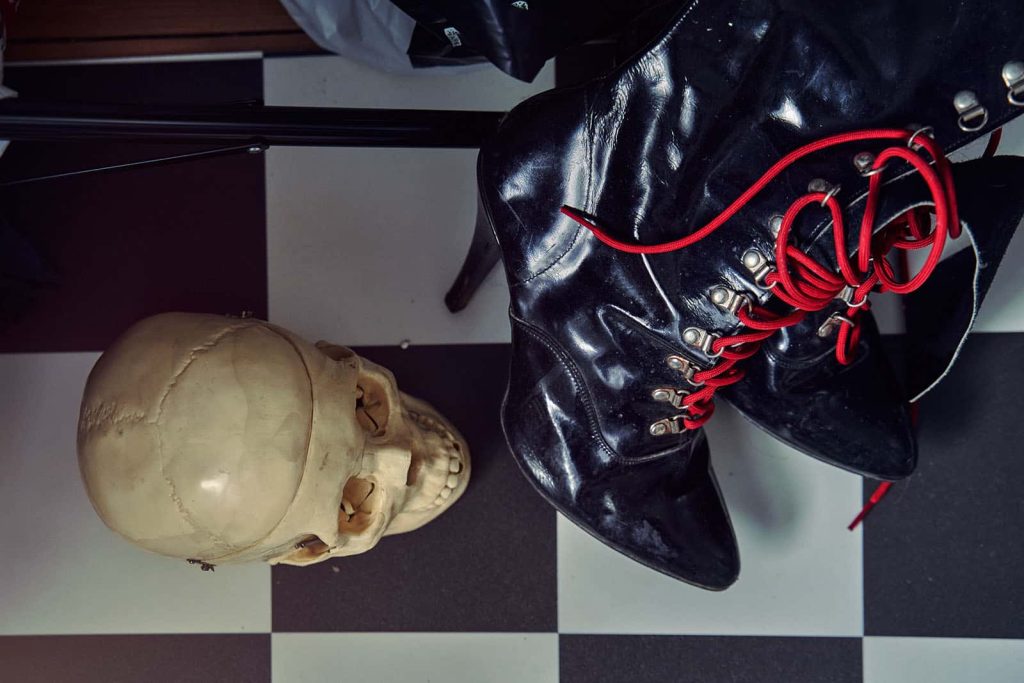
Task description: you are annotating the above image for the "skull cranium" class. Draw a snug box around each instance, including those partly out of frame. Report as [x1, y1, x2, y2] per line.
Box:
[77, 313, 470, 567]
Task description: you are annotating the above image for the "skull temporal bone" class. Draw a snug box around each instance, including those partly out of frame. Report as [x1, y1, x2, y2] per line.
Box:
[76, 313, 470, 567]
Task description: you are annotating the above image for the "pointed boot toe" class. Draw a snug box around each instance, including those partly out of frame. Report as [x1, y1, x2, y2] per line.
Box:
[573, 432, 740, 589]
[502, 318, 740, 589]
[723, 312, 916, 480]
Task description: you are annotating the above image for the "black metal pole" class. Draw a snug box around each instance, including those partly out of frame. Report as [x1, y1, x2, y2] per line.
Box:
[0, 100, 506, 148]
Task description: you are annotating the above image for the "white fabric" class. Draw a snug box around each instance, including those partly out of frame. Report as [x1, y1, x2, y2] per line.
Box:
[278, 0, 483, 75]
[279, 0, 420, 73]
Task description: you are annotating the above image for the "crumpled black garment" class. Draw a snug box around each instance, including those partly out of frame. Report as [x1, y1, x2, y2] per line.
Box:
[391, 0, 673, 81]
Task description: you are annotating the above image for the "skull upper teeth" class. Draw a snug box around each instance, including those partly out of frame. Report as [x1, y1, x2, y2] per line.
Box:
[433, 465, 462, 506]
[409, 411, 463, 455]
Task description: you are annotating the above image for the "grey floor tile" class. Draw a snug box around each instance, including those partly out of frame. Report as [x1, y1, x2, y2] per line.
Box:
[272, 633, 557, 683]
[864, 636, 1024, 683]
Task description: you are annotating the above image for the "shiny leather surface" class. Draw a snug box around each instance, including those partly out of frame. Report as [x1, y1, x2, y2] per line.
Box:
[480, 0, 1024, 586]
[505, 319, 738, 587]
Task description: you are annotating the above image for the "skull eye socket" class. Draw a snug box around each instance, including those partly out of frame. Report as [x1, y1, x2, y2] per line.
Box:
[339, 476, 378, 534]
[355, 378, 390, 436]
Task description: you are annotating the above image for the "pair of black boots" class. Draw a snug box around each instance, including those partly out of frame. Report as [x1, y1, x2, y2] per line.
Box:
[477, 0, 1024, 589]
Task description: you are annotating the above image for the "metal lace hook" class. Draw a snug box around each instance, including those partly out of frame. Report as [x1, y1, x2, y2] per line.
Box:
[808, 178, 840, 207]
[853, 152, 889, 178]
[682, 327, 725, 359]
[837, 284, 870, 308]
[906, 126, 935, 150]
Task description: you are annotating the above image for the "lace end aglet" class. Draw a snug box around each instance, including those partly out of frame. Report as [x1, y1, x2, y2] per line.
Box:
[560, 205, 611, 241]
[848, 481, 894, 531]
[560, 205, 587, 225]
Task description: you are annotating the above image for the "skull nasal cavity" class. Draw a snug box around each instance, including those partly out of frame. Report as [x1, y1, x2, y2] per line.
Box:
[355, 378, 390, 435]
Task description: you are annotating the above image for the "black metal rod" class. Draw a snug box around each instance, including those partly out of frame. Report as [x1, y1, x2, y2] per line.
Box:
[0, 100, 506, 148]
[0, 142, 268, 186]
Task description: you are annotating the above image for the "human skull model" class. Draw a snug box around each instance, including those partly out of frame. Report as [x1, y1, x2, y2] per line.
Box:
[77, 313, 470, 568]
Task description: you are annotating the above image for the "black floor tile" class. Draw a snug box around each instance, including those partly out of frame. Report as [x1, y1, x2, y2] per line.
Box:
[865, 332, 1024, 638]
[560, 635, 862, 683]
[0, 634, 270, 683]
[272, 343, 558, 632]
[0, 59, 266, 352]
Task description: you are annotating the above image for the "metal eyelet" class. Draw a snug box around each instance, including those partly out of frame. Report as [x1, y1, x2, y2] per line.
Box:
[666, 354, 704, 387]
[1003, 61, 1024, 107]
[682, 327, 723, 358]
[742, 248, 774, 288]
[768, 214, 784, 237]
[953, 90, 989, 132]
[651, 387, 688, 409]
[853, 151, 887, 177]
[709, 285, 751, 315]
[808, 178, 841, 206]
[853, 152, 874, 173]
[649, 415, 687, 436]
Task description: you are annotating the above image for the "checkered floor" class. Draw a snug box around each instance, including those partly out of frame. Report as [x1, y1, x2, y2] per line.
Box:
[1, 54, 1023, 683]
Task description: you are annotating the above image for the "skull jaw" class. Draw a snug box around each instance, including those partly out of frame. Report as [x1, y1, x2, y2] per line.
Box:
[267, 394, 470, 566]
[262, 348, 471, 566]
[384, 392, 471, 536]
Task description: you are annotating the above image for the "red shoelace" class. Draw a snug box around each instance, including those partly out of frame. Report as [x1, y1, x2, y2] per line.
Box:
[560, 127, 959, 432]
[846, 129, 1001, 528]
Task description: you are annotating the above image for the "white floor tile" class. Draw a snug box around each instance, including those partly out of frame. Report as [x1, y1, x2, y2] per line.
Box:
[264, 55, 555, 111]
[971, 218, 1024, 333]
[266, 145, 511, 345]
[264, 55, 553, 346]
[557, 403, 863, 636]
[0, 353, 270, 635]
[864, 637, 1024, 683]
[271, 633, 559, 683]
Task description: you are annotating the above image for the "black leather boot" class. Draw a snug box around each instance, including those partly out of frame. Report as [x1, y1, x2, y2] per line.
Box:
[481, 0, 1024, 586]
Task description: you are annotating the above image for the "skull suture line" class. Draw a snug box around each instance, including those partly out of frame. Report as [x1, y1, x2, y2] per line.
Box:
[77, 313, 470, 568]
